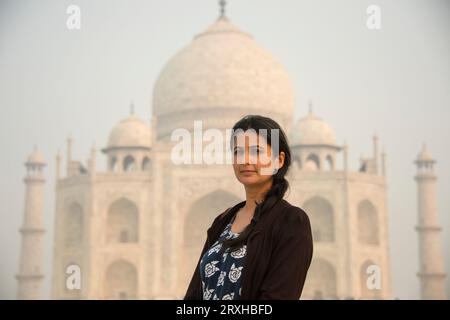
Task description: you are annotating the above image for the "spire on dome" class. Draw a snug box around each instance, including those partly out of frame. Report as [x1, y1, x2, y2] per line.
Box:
[219, 0, 226, 19]
[308, 99, 313, 114]
[25, 145, 46, 166]
[130, 100, 135, 115]
[415, 142, 435, 163]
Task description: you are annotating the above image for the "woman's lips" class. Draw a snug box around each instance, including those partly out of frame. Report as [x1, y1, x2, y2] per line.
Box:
[241, 170, 256, 173]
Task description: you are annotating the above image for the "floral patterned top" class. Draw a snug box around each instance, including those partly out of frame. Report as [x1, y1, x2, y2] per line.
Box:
[199, 214, 247, 300]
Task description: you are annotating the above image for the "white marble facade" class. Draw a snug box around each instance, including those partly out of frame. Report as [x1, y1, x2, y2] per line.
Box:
[46, 16, 395, 300]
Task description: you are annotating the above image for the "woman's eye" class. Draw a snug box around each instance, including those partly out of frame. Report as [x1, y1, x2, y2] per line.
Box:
[233, 149, 261, 156]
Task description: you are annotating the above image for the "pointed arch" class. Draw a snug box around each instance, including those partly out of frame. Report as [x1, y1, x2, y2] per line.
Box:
[110, 156, 119, 172]
[293, 154, 302, 170]
[123, 155, 136, 172]
[325, 154, 333, 171]
[107, 198, 139, 243]
[303, 196, 335, 242]
[65, 202, 83, 247]
[104, 259, 137, 299]
[302, 258, 337, 299]
[142, 157, 151, 171]
[305, 153, 320, 171]
[357, 200, 379, 245]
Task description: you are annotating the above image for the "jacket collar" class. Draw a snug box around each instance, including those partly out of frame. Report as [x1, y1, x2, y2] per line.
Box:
[207, 198, 288, 243]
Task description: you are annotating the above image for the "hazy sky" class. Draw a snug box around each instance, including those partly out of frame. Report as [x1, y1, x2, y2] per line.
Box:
[0, 0, 449, 299]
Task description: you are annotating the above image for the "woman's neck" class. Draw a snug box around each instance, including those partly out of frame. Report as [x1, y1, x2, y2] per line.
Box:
[242, 179, 273, 215]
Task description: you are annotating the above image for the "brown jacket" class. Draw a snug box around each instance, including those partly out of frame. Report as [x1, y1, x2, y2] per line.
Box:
[184, 198, 313, 300]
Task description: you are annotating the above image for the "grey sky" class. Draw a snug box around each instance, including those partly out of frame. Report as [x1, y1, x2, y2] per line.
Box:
[0, 0, 449, 299]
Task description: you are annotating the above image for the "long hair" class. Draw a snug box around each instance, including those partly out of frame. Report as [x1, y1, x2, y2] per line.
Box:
[218, 114, 292, 254]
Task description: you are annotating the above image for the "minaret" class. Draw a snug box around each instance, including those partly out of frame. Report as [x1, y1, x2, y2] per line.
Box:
[16, 146, 46, 299]
[414, 143, 447, 299]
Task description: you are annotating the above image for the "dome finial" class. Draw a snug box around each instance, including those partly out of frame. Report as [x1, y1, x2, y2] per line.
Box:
[130, 100, 135, 115]
[219, 0, 226, 18]
[308, 99, 313, 114]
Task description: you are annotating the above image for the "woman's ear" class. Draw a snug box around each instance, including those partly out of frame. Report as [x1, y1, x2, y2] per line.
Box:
[278, 151, 285, 169]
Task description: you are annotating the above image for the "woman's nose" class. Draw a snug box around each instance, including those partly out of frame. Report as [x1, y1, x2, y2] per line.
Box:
[245, 150, 250, 164]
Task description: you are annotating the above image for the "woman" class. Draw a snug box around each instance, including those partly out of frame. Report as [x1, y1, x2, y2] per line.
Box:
[184, 115, 313, 300]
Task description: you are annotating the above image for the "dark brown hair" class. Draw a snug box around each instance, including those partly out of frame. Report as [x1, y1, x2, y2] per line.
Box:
[218, 114, 292, 254]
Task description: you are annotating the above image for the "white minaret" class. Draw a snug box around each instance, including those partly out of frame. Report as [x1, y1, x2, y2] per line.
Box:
[414, 143, 447, 299]
[16, 146, 46, 299]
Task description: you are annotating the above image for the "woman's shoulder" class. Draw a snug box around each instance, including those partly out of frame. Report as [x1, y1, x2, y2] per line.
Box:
[275, 199, 311, 228]
[216, 200, 246, 220]
[285, 200, 309, 218]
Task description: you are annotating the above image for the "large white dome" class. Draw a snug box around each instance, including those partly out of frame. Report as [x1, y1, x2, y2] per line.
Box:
[152, 17, 295, 140]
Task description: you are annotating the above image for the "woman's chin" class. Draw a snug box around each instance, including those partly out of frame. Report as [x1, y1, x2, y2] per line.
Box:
[238, 176, 261, 186]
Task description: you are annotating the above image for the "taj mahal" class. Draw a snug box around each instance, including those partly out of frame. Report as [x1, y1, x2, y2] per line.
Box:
[15, 3, 447, 300]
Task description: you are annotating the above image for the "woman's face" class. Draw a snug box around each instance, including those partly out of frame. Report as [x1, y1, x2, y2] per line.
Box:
[231, 129, 285, 187]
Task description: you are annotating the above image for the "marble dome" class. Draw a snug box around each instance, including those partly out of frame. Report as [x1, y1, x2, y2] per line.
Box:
[416, 144, 434, 162]
[291, 110, 337, 146]
[106, 115, 152, 149]
[152, 17, 295, 140]
[26, 147, 46, 165]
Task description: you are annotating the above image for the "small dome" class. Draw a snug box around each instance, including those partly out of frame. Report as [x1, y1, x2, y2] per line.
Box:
[26, 147, 46, 165]
[416, 143, 434, 162]
[106, 115, 152, 149]
[291, 111, 337, 146]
